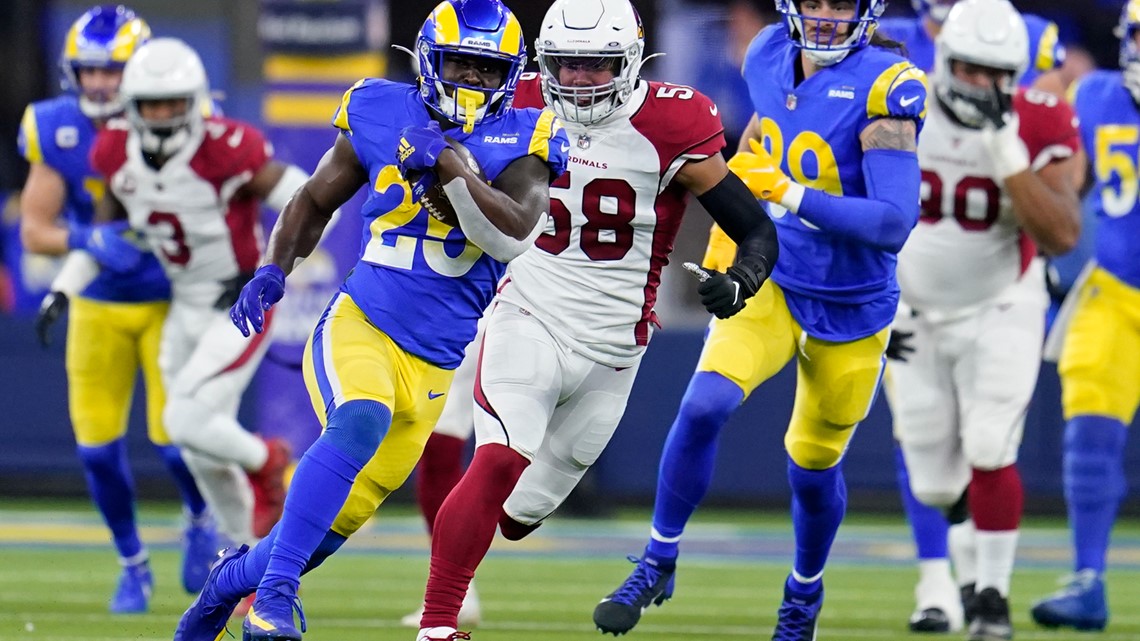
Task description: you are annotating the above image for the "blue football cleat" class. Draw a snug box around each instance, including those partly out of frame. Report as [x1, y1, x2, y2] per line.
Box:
[110, 561, 153, 614]
[182, 516, 219, 593]
[772, 578, 823, 641]
[174, 545, 250, 641]
[242, 583, 307, 641]
[593, 552, 675, 635]
[1030, 570, 1108, 631]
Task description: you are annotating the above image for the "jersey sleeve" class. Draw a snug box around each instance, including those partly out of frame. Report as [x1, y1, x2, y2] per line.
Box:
[512, 74, 545, 110]
[17, 104, 45, 164]
[864, 61, 928, 127]
[1015, 89, 1081, 171]
[631, 83, 727, 178]
[523, 107, 570, 179]
[222, 120, 272, 178]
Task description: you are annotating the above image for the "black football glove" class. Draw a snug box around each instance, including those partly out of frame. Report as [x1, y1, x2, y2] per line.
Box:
[35, 291, 69, 348]
[885, 329, 915, 362]
[215, 271, 255, 310]
[683, 257, 768, 319]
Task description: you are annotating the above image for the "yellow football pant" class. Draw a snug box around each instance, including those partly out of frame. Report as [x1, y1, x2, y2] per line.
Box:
[302, 293, 455, 537]
[66, 296, 169, 447]
[697, 282, 888, 469]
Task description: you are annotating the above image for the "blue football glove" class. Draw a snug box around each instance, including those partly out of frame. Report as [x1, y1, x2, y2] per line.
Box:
[230, 264, 285, 337]
[69, 221, 144, 274]
[397, 121, 450, 174]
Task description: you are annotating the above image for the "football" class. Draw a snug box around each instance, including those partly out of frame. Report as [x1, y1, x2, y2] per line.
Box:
[411, 137, 487, 228]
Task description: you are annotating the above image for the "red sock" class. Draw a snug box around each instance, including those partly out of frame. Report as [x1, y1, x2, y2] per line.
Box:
[417, 433, 467, 535]
[421, 443, 529, 629]
[969, 465, 1023, 531]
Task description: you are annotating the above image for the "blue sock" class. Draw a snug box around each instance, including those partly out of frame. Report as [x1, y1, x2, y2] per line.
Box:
[646, 372, 743, 563]
[259, 400, 391, 592]
[788, 458, 846, 592]
[220, 526, 348, 600]
[153, 444, 208, 519]
[77, 439, 143, 560]
[895, 444, 949, 559]
[1064, 415, 1127, 574]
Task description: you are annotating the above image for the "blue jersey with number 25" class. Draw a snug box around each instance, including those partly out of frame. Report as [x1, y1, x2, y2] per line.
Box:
[332, 78, 569, 368]
[742, 24, 926, 341]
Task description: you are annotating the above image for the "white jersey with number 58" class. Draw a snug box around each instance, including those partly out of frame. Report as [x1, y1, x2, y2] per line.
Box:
[899, 88, 1080, 312]
[500, 75, 726, 368]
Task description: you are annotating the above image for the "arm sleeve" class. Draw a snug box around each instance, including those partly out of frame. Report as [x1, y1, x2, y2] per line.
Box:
[796, 148, 920, 254]
[697, 170, 778, 273]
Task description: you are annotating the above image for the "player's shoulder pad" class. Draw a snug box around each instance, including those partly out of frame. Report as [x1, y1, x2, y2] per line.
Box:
[863, 54, 928, 121]
[637, 81, 726, 148]
[332, 77, 407, 134]
[1015, 88, 1080, 160]
[1023, 14, 1064, 73]
[18, 96, 83, 165]
[507, 106, 569, 176]
[89, 119, 131, 178]
[512, 73, 545, 111]
[1067, 69, 1118, 108]
[197, 116, 272, 178]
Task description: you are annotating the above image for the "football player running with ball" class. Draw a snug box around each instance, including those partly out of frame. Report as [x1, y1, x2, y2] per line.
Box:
[1029, 0, 1140, 631]
[174, 1, 568, 640]
[413, 1, 779, 640]
[888, 1, 1083, 639]
[595, 1, 927, 639]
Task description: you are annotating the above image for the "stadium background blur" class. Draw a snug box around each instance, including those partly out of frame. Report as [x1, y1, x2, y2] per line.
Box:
[0, 0, 1137, 515]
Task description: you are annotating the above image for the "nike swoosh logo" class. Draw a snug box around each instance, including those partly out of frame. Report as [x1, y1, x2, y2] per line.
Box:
[899, 95, 920, 107]
[560, 143, 570, 153]
[428, 390, 445, 400]
[709, 104, 719, 116]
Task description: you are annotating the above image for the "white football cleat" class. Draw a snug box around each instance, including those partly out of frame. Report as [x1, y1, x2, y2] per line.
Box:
[402, 581, 482, 628]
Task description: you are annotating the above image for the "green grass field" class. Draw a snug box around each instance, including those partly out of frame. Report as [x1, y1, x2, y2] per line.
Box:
[3, 501, 1139, 641]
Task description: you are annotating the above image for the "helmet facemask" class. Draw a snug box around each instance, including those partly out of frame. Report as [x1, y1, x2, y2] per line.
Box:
[935, 59, 1016, 129]
[127, 94, 203, 159]
[421, 47, 520, 133]
[777, 0, 884, 67]
[537, 48, 640, 125]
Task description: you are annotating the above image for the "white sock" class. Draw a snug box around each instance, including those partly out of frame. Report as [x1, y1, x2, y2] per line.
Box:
[181, 450, 255, 544]
[918, 558, 954, 586]
[975, 529, 1019, 596]
[948, 519, 977, 587]
[120, 549, 149, 567]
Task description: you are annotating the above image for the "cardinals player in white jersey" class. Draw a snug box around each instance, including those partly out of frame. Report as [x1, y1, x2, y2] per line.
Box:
[886, 1, 1082, 638]
[87, 38, 310, 547]
[412, 1, 779, 639]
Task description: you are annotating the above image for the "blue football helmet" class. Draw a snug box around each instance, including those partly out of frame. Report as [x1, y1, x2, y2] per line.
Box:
[415, 0, 527, 133]
[911, 0, 960, 25]
[61, 5, 151, 119]
[775, 0, 886, 66]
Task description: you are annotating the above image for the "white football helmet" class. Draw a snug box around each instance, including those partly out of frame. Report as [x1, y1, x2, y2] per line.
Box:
[120, 37, 210, 156]
[535, 0, 645, 126]
[934, 0, 1028, 128]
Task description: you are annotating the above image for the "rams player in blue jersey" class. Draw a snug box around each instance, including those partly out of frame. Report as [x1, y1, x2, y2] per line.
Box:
[593, 1, 925, 639]
[16, 4, 211, 614]
[1029, 1, 1140, 631]
[173, 1, 568, 639]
